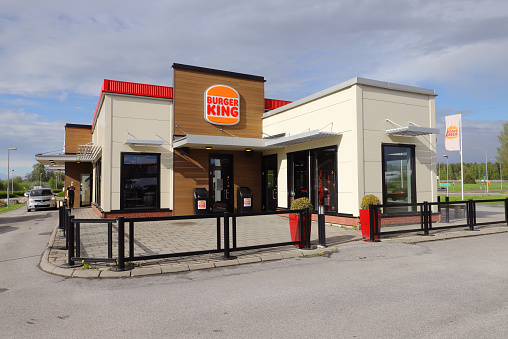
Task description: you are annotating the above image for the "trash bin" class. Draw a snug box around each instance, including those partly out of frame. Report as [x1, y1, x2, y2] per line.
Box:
[237, 187, 252, 213]
[193, 188, 209, 215]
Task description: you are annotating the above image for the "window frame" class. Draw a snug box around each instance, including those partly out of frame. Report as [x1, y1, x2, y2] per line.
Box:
[381, 143, 417, 213]
[120, 152, 161, 211]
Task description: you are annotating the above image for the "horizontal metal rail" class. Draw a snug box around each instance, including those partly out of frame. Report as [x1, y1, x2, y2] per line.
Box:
[369, 198, 508, 241]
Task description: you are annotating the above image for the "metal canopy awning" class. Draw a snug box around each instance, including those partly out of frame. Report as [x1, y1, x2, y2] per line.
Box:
[124, 139, 165, 146]
[386, 126, 440, 136]
[173, 134, 267, 151]
[35, 152, 77, 166]
[77, 144, 102, 161]
[264, 130, 341, 147]
[173, 129, 341, 150]
[385, 119, 439, 136]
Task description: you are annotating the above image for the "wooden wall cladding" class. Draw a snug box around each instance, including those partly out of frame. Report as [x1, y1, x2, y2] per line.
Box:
[65, 126, 92, 153]
[173, 68, 265, 139]
[173, 149, 262, 216]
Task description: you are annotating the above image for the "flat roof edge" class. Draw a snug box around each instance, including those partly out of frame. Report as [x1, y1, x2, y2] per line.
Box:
[262, 77, 437, 119]
[172, 63, 265, 82]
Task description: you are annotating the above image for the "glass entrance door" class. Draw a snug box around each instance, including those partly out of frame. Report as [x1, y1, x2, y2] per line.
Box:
[262, 154, 278, 211]
[288, 151, 309, 206]
[209, 155, 233, 213]
[80, 173, 92, 206]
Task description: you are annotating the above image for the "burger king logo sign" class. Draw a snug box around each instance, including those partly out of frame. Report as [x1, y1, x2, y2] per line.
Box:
[204, 85, 240, 126]
[445, 125, 458, 139]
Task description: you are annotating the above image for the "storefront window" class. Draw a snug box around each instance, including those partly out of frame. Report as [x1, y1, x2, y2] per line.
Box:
[121, 153, 160, 210]
[382, 145, 416, 213]
[288, 147, 337, 212]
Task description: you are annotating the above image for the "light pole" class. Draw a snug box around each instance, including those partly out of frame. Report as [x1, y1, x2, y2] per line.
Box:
[7, 147, 17, 208]
[39, 173, 42, 187]
[443, 155, 449, 197]
[469, 147, 488, 193]
[11, 170, 14, 193]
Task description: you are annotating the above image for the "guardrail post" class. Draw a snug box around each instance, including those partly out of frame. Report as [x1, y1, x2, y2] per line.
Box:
[369, 204, 375, 242]
[445, 196, 450, 223]
[63, 207, 68, 238]
[117, 216, 125, 271]
[129, 221, 134, 259]
[67, 215, 75, 266]
[423, 201, 429, 236]
[318, 205, 326, 247]
[468, 200, 475, 231]
[75, 222, 80, 258]
[505, 198, 508, 226]
[232, 215, 237, 249]
[58, 201, 64, 229]
[216, 217, 221, 250]
[473, 200, 477, 225]
[108, 222, 113, 258]
[305, 207, 311, 249]
[429, 202, 433, 229]
[223, 212, 231, 259]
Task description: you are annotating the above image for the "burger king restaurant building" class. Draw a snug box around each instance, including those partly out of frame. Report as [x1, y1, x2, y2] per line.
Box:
[36, 63, 439, 225]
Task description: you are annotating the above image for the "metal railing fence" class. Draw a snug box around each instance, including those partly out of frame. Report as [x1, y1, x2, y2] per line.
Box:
[368, 198, 508, 241]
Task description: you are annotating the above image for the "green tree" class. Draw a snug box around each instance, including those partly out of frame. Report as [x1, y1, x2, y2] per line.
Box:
[27, 163, 54, 183]
[463, 171, 476, 184]
[497, 121, 508, 170]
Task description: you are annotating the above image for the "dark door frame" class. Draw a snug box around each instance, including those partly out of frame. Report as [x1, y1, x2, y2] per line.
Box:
[209, 154, 234, 213]
[262, 154, 278, 211]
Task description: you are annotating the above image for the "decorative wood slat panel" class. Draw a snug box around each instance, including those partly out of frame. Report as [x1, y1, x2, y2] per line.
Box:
[65, 126, 92, 154]
[173, 68, 264, 139]
[173, 149, 262, 216]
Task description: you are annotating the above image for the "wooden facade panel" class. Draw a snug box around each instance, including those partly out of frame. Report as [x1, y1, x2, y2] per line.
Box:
[65, 126, 92, 154]
[173, 149, 262, 216]
[173, 68, 264, 139]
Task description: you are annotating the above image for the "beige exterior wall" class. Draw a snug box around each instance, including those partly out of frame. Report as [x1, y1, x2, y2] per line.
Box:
[92, 94, 173, 212]
[263, 80, 437, 217]
[263, 87, 359, 212]
[359, 85, 437, 209]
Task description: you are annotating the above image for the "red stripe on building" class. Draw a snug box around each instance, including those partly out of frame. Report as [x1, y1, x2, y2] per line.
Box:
[265, 98, 292, 110]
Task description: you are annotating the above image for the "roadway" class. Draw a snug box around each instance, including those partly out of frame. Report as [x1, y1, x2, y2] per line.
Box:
[2, 207, 508, 338]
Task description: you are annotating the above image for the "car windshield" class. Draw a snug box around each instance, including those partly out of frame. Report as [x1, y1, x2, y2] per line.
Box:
[31, 189, 53, 196]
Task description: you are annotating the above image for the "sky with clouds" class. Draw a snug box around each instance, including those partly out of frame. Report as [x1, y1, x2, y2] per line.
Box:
[1, 0, 507, 179]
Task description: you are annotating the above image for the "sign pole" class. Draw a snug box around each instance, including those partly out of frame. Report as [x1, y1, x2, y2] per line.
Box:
[460, 114, 464, 201]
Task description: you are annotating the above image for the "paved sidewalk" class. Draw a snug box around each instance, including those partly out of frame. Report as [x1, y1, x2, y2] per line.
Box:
[40, 207, 508, 278]
[41, 207, 363, 278]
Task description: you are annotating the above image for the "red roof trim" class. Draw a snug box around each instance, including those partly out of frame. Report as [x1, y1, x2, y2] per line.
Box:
[92, 79, 290, 131]
[92, 80, 174, 131]
[102, 79, 173, 99]
[264, 98, 292, 110]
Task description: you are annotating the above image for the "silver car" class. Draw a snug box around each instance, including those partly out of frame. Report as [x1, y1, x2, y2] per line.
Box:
[27, 188, 57, 212]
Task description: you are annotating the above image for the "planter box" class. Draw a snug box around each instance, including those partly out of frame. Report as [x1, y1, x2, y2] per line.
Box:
[289, 214, 310, 248]
[360, 209, 381, 240]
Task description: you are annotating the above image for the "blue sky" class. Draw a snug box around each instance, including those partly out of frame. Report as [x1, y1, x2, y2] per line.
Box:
[1, 0, 507, 180]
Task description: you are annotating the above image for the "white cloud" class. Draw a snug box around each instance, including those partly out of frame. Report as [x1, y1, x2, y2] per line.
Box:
[1, 0, 507, 100]
[0, 109, 64, 173]
[0, 0, 507, 169]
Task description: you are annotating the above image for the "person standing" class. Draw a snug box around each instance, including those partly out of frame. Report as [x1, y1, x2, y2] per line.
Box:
[66, 181, 76, 209]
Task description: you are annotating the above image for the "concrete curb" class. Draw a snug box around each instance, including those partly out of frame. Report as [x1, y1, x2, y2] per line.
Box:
[39, 223, 342, 279]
